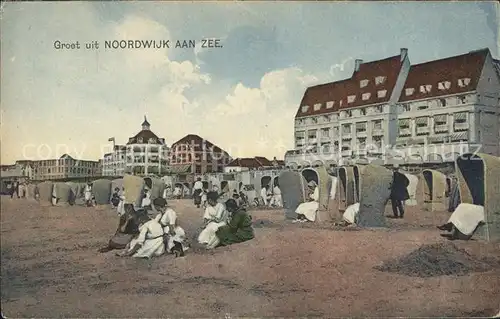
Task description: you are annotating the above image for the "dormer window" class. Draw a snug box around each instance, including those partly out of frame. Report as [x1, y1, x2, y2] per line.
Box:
[148, 138, 156, 144]
[362, 93, 371, 101]
[458, 77, 471, 87]
[438, 81, 451, 90]
[375, 76, 386, 85]
[360, 79, 369, 88]
[339, 99, 343, 107]
[326, 101, 334, 109]
[347, 95, 356, 103]
[301, 105, 310, 113]
[405, 88, 414, 96]
[138, 137, 143, 143]
[420, 85, 432, 93]
[313, 103, 322, 111]
[377, 90, 387, 98]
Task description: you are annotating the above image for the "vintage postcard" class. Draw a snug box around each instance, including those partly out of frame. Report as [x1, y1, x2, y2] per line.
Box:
[1, 0, 499, 317]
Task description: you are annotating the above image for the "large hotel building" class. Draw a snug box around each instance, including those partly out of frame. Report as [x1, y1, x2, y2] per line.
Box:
[285, 48, 500, 168]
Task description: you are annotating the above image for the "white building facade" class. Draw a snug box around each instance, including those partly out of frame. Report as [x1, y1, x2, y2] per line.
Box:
[102, 145, 127, 177]
[285, 48, 500, 169]
[102, 117, 170, 177]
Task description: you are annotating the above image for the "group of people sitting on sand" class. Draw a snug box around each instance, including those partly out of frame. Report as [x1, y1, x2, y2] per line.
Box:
[99, 188, 255, 259]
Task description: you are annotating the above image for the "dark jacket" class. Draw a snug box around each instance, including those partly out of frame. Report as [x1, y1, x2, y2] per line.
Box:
[390, 171, 410, 201]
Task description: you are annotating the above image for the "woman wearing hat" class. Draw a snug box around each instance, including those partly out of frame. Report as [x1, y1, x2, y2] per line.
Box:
[293, 180, 320, 223]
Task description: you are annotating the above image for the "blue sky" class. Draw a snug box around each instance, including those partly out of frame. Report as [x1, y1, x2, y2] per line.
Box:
[1, 1, 498, 163]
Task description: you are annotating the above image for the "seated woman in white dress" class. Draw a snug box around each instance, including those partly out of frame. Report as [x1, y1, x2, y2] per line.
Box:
[437, 203, 485, 240]
[117, 212, 165, 258]
[293, 181, 320, 223]
[153, 198, 189, 257]
[198, 191, 229, 249]
[335, 203, 360, 226]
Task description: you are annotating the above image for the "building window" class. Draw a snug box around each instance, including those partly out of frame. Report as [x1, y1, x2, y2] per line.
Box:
[301, 105, 309, 113]
[375, 105, 384, 113]
[311, 117, 318, 124]
[418, 104, 428, 110]
[360, 79, 369, 88]
[195, 165, 202, 174]
[347, 95, 356, 103]
[342, 124, 351, 134]
[346, 110, 352, 117]
[438, 81, 451, 90]
[458, 78, 471, 87]
[356, 122, 367, 133]
[360, 108, 367, 116]
[375, 76, 386, 85]
[458, 95, 467, 104]
[405, 88, 414, 96]
[326, 101, 334, 109]
[362, 93, 371, 101]
[373, 120, 382, 130]
[313, 103, 322, 111]
[377, 90, 387, 98]
[439, 98, 447, 107]
[321, 128, 330, 137]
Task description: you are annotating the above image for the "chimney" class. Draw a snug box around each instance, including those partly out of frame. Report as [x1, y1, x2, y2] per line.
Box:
[354, 59, 363, 72]
[400, 48, 408, 62]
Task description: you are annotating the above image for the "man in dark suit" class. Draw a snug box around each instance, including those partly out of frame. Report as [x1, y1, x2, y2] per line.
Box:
[390, 165, 410, 218]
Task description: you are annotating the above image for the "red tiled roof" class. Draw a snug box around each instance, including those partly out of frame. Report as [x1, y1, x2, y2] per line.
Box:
[171, 134, 229, 156]
[399, 49, 489, 102]
[296, 54, 404, 118]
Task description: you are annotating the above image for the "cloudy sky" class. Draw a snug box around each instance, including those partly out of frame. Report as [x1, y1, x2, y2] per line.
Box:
[1, 1, 498, 164]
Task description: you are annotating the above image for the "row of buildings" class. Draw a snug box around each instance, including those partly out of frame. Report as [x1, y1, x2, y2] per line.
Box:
[285, 48, 500, 168]
[1, 117, 284, 184]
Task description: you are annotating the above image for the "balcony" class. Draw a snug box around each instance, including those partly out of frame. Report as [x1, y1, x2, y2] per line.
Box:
[307, 138, 317, 144]
[372, 128, 384, 136]
[399, 128, 411, 137]
[356, 131, 367, 138]
[320, 135, 331, 142]
[454, 122, 469, 131]
[434, 124, 448, 133]
[416, 126, 430, 135]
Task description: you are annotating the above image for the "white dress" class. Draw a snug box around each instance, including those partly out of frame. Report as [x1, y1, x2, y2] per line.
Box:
[343, 203, 360, 224]
[295, 187, 319, 221]
[158, 208, 189, 252]
[141, 192, 151, 207]
[198, 203, 228, 245]
[448, 203, 485, 236]
[270, 186, 282, 207]
[260, 188, 268, 206]
[117, 191, 125, 216]
[129, 218, 165, 258]
[84, 185, 92, 201]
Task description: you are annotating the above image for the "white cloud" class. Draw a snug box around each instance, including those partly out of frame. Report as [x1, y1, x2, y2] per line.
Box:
[199, 67, 320, 159]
